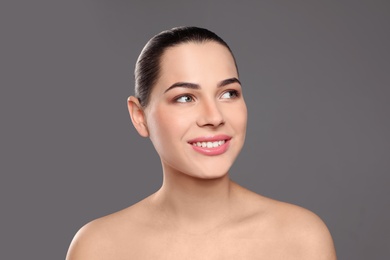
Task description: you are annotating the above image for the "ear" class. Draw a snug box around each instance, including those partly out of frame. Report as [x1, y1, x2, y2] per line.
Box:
[127, 96, 149, 137]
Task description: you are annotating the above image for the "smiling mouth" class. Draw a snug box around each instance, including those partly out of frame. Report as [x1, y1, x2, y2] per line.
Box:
[190, 140, 226, 148]
[188, 137, 231, 156]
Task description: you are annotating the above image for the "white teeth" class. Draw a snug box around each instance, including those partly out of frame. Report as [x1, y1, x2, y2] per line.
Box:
[192, 140, 226, 148]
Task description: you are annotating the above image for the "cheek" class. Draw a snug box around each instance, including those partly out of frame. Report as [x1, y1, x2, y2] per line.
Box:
[147, 107, 190, 144]
[230, 102, 248, 131]
[242, 105, 248, 129]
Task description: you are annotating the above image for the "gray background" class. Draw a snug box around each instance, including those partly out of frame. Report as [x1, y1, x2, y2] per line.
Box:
[1, 0, 389, 259]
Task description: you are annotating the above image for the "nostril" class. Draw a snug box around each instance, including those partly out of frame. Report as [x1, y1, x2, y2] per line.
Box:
[195, 101, 225, 127]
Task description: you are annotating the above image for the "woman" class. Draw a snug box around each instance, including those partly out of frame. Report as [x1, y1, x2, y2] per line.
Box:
[66, 26, 336, 259]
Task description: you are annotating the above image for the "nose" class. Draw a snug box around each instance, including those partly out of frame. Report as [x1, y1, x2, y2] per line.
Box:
[196, 98, 225, 128]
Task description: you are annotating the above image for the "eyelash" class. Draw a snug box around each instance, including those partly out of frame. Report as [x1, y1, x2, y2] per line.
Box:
[221, 90, 240, 99]
[173, 90, 240, 103]
[174, 95, 194, 103]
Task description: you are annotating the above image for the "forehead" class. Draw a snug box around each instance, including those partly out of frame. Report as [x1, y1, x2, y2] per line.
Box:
[158, 42, 238, 83]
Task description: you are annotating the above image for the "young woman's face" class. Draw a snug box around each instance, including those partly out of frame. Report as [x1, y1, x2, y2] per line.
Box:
[144, 42, 247, 179]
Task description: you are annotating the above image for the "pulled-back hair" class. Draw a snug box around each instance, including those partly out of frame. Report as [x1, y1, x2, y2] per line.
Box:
[134, 26, 237, 107]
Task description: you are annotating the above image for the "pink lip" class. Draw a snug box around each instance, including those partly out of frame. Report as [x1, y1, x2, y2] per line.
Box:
[187, 135, 231, 143]
[187, 135, 231, 156]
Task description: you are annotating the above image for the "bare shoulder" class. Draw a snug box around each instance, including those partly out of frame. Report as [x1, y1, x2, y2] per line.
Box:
[65, 198, 152, 260]
[66, 218, 110, 260]
[233, 185, 337, 259]
[273, 200, 337, 259]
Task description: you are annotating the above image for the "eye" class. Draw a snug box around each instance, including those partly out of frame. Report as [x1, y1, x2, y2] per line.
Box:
[220, 90, 240, 99]
[175, 95, 194, 103]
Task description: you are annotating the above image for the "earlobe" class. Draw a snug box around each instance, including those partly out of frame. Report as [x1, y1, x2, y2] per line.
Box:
[127, 96, 149, 137]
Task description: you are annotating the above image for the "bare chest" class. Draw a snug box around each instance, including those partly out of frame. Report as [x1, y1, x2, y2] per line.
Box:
[108, 229, 300, 260]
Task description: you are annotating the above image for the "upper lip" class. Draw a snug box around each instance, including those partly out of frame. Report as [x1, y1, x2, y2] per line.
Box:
[187, 134, 232, 144]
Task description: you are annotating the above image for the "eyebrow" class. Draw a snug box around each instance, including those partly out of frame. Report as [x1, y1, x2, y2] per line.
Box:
[164, 77, 241, 93]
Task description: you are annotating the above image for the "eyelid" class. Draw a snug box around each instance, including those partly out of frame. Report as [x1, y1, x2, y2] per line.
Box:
[173, 93, 195, 103]
[220, 89, 240, 99]
[170, 87, 241, 103]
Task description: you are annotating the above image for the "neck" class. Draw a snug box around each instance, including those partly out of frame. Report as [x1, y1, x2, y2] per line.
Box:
[152, 164, 235, 232]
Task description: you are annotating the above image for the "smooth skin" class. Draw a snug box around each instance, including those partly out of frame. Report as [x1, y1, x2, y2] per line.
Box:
[66, 42, 337, 259]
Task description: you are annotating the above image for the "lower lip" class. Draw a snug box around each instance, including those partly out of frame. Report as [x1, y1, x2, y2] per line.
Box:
[190, 140, 230, 156]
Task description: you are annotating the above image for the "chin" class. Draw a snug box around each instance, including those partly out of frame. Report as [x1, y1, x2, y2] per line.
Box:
[161, 157, 234, 181]
[199, 173, 228, 180]
[185, 165, 231, 180]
